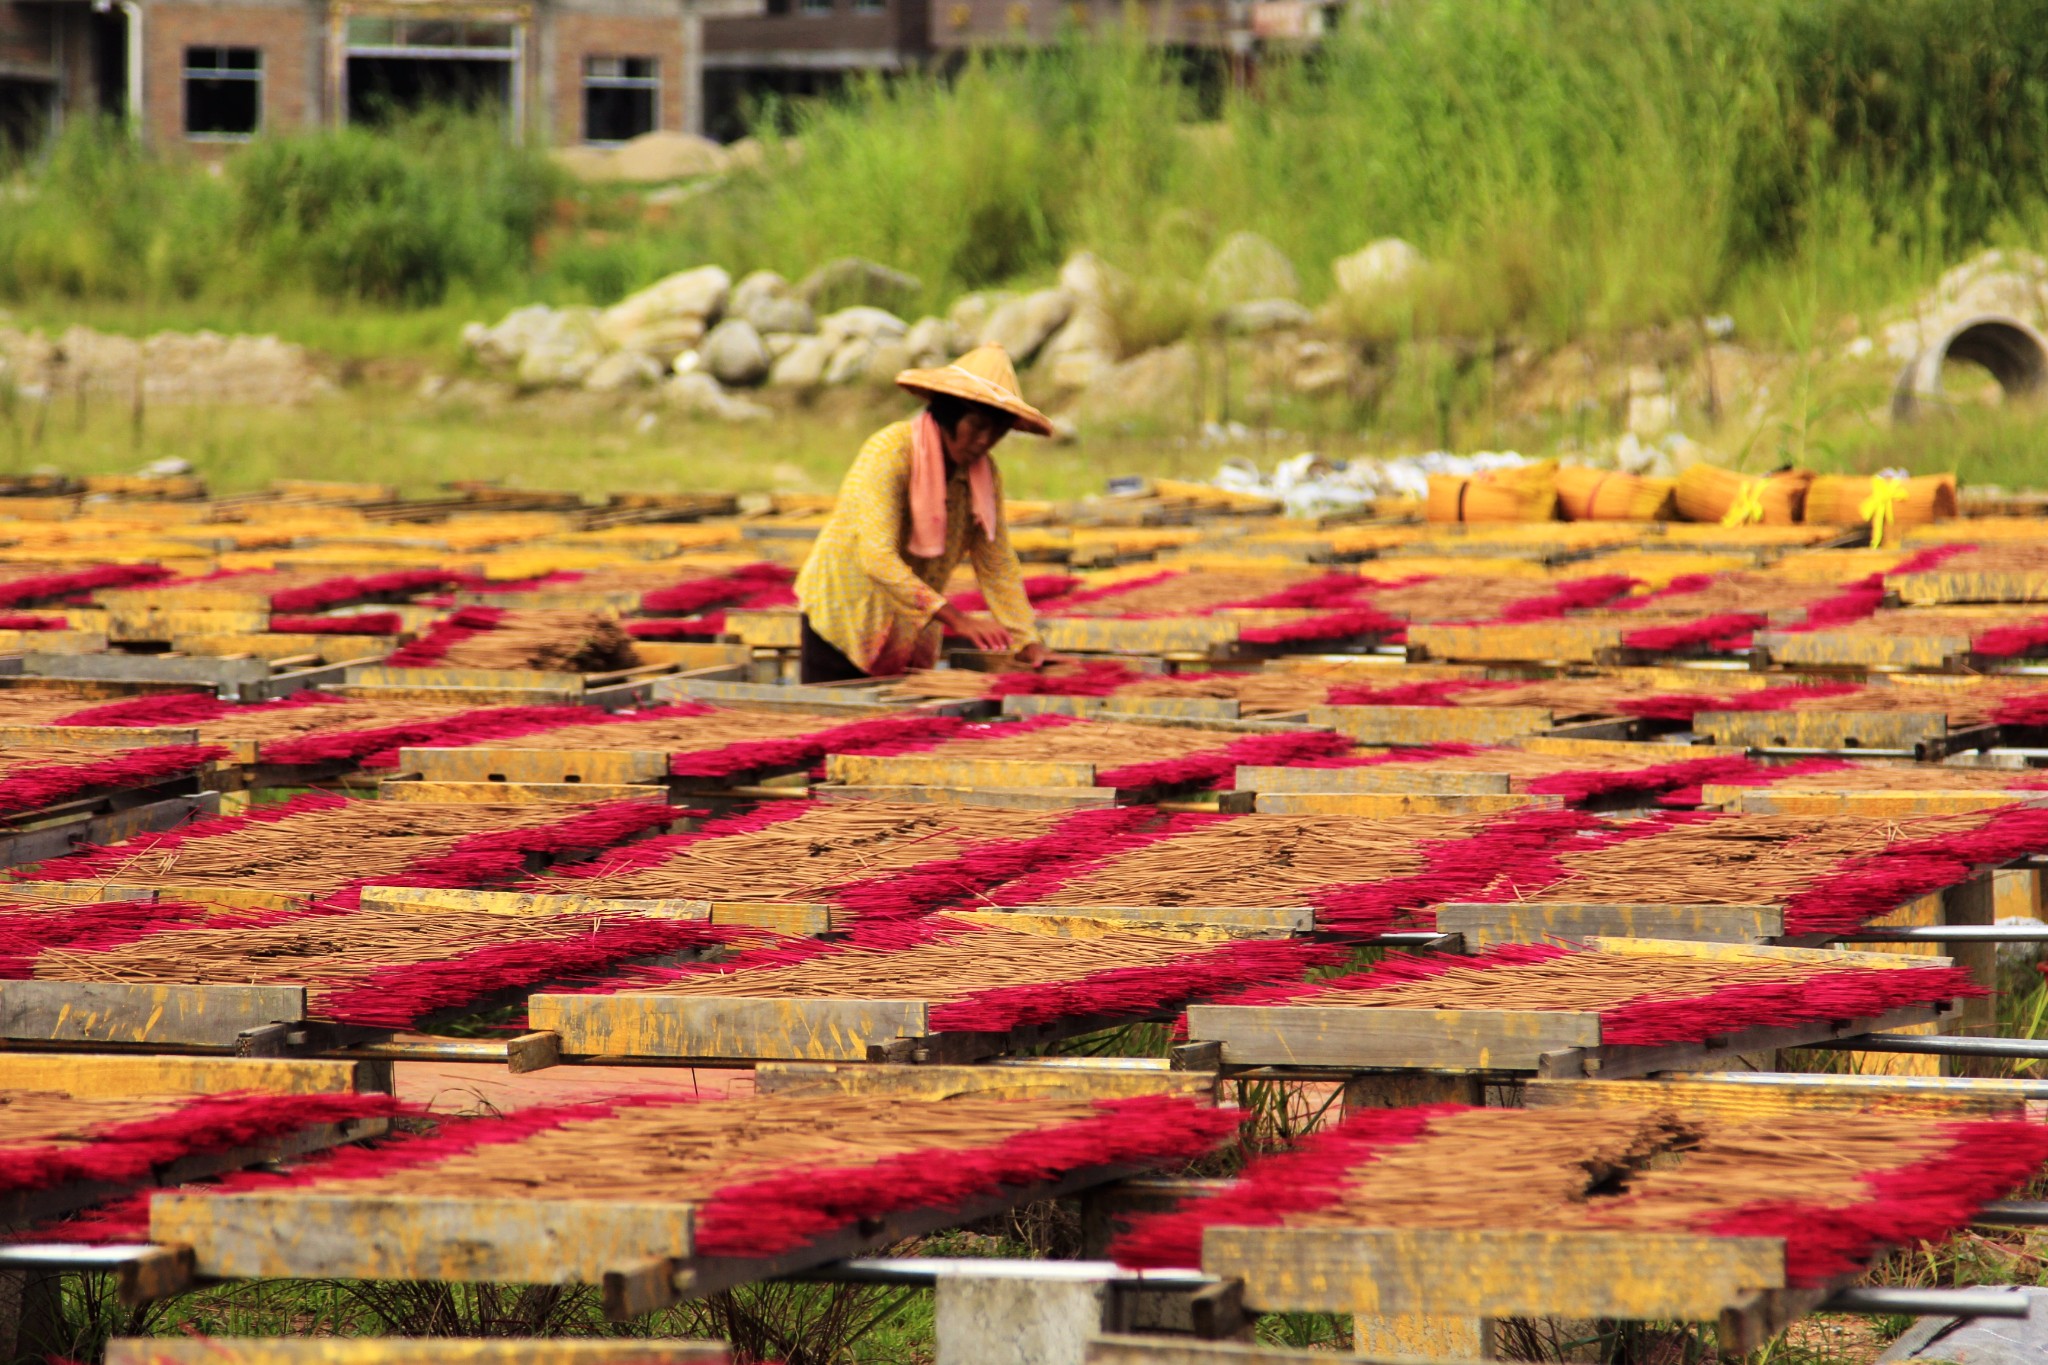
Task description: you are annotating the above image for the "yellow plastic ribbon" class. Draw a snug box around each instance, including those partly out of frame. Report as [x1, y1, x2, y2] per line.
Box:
[1859, 474, 1908, 547]
[1720, 478, 1766, 527]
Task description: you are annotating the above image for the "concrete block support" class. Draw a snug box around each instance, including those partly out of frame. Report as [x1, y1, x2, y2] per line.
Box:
[936, 1268, 1112, 1365]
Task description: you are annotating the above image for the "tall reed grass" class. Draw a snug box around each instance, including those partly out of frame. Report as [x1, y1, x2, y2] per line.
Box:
[9, 0, 2048, 348]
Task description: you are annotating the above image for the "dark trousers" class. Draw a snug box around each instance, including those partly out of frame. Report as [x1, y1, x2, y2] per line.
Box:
[800, 615, 869, 684]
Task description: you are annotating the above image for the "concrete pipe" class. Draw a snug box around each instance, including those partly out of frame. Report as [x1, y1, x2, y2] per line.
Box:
[1892, 312, 2048, 420]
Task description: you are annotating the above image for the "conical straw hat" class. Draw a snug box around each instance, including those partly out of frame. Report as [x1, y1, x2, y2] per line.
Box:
[896, 344, 1054, 437]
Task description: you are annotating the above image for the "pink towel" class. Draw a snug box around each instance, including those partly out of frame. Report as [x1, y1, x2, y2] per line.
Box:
[907, 410, 998, 559]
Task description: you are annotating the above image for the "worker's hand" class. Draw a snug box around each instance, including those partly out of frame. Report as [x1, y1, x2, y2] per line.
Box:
[937, 605, 1013, 654]
[1015, 641, 1049, 669]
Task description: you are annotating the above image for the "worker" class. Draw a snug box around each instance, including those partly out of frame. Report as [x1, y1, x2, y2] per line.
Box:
[794, 344, 1051, 682]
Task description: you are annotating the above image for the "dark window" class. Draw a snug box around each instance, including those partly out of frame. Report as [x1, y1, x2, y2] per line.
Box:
[801, 0, 832, 15]
[852, 0, 884, 13]
[184, 46, 261, 138]
[583, 55, 656, 143]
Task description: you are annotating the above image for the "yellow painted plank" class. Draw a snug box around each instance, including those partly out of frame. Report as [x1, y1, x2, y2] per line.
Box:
[1206, 1225, 1785, 1319]
[823, 753, 1098, 789]
[1434, 902, 1783, 949]
[0, 725, 201, 748]
[724, 609, 802, 648]
[1578, 935, 1948, 971]
[1693, 710, 1948, 751]
[0, 1054, 376, 1096]
[1183, 1005, 1601, 1071]
[382, 782, 668, 804]
[755, 1061, 1214, 1103]
[358, 885, 709, 921]
[151, 1192, 695, 1285]
[402, 748, 670, 784]
[1236, 766, 1510, 795]
[1522, 1074, 2034, 1120]
[347, 664, 583, 692]
[1040, 617, 1243, 655]
[529, 994, 930, 1060]
[1406, 623, 1622, 664]
[1252, 792, 1558, 815]
[1756, 631, 1968, 670]
[1309, 705, 1553, 745]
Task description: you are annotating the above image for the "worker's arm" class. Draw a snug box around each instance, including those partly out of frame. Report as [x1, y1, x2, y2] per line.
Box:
[968, 465, 1044, 663]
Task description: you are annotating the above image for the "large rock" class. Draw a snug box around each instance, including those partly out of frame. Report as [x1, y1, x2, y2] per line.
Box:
[514, 307, 605, 389]
[1201, 232, 1299, 312]
[866, 337, 915, 386]
[821, 306, 909, 345]
[903, 316, 960, 368]
[466, 304, 556, 368]
[599, 266, 731, 359]
[729, 271, 816, 336]
[768, 335, 836, 389]
[978, 288, 1074, 365]
[583, 349, 665, 392]
[606, 131, 728, 183]
[1223, 297, 1314, 335]
[701, 319, 772, 387]
[664, 371, 771, 422]
[798, 257, 922, 316]
[948, 291, 1016, 341]
[823, 337, 878, 386]
[1073, 344, 1197, 428]
[1332, 238, 1426, 301]
[1058, 251, 1127, 311]
[1037, 302, 1119, 390]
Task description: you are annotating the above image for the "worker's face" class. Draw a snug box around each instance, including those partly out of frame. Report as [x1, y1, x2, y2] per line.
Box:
[943, 409, 1012, 467]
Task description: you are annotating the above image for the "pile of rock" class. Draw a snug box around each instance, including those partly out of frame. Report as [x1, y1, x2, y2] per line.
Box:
[0, 325, 330, 405]
[462, 234, 1429, 427]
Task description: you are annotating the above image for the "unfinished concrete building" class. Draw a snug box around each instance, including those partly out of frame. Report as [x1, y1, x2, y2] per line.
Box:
[0, 0, 709, 152]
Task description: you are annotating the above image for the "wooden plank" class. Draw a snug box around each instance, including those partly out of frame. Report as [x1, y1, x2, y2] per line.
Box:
[347, 664, 582, 692]
[151, 1193, 694, 1285]
[1694, 710, 1948, 751]
[1183, 1006, 1600, 1071]
[109, 1341, 731, 1365]
[1253, 792, 1558, 816]
[1406, 623, 1622, 665]
[24, 654, 273, 685]
[1755, 631, 1968, 670]
[0, 1054, 381, 1096]
[824, 753, 1100, 788]
[0, 630, 108, 655]
[1041, 618, 1244, 655]
[172, 634, 398, 664]
[707, 902, 840, 934]
[0, 726, 201, 748]
[382, 782, 669, 804]
[1889, 569, 2048, 606]
[1236, 767, 1509, 796]
[0, 793, 220, 871]
[668, 680, 885, 710]
[723, 609, 803, 648]
[1513, 736, 1745, 760]
[814, 785, 1119, 810]
[1309, 706, 1552, 745]
[85, 882, 309, 913]
[528, 995, 931, 1061]
[334, 684, 583, 706]
[959, 905, 1312, 938]
[106, 608, 273, 641]
[1578, 935, 1949, 971]
[1434, 902, 1783, 949]
[1088, 1336, 1481, 1364]
[358, 885, 709, 921]
[1522, 1074, 2034, 1119]
[755, 1060, 1215, 1102]
[0, 981, 307, 1046]
[1724, 789, 2034, 816]
[1002, 694, 1245, 722]
[1205, 1226, 1784, 1320]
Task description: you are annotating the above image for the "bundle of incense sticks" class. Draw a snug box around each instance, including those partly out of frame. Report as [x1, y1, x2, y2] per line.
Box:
[1888, 542, 2048, 576]
[1325, 672, 1783, 716]
[1044, 569, 1330, 617]
[77, 1092, 1237, 1258]
[1361, 573, 1639, 625]
[1489, 805, 2048, 934]
[9, 904, 726, 1029]
[1288, 745, 1849, 808]
[984, 807, 1600, 935]
[1732, 763, 2048, 795]
[12, 793, 678, 907]
[879, 717, 1352, 788]
[386, 607, 641, 671]
[1113, 1104, 2048, 1287]
[536, 803, 1158, 924]
[0, 563, 171, 608]
[0, 743, 227, 816]
[1607, 571, 1871, 618]
[637, 562, 795, 615]
[595, 915, 1342, 1034]
[0, 1089, 401, 1195]
[1200, 942, 1976, 1047]
[45, 693, 630, 770]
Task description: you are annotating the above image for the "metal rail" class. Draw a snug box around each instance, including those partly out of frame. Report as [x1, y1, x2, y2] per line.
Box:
[1839, 925, 2048, 943]
[1820, 1034, 2048, 1060]
[1820, 1286, 2032, 1318]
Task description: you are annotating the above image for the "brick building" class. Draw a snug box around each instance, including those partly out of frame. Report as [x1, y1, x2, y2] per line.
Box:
[0, 0, 712, 153]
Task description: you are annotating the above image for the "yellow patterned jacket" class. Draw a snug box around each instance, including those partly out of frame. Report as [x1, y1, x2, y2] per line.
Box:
[795, 419, 1040, 675]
